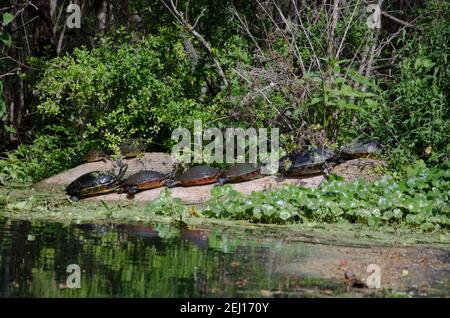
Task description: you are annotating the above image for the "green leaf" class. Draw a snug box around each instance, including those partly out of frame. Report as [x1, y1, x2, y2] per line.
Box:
[0, 32, 11, 47]
[336, 99, 362, 111]
[365, 98, 378, 109]
[5, 125, 16, 133]
[308, 97, 322, 106]
[2, 13, 14, 26]
[340, 84, 361, 97]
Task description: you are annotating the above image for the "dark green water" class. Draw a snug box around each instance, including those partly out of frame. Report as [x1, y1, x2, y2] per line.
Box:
[0, 217, 448, 297]
[0, 218, 346, 297]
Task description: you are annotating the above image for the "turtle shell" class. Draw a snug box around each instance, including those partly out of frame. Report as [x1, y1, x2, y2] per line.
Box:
[121, 170, 169, 191]
[81, 149, 107, 163]
[177, 165, 221, 186]
[119, 139, 146, 158]
[221, 163, 260, 184]
[280, 147, 334, 176]
[340, 139, 378, 159]
[66, 171, 119, 198]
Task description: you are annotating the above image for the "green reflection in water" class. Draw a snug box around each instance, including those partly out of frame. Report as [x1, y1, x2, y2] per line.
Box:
[0, 218, 344, 297]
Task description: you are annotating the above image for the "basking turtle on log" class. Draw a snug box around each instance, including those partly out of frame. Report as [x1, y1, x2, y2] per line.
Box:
[165, 165, 222, 187]
[119, 139, 146, 158]
[119, 171, 171, 199]
[65, 162, 128, 201]
[339, 139, 379, 160]
[218, 163, 261, 185]
[81, 149, 108, 163]
[280, 147, 336, 177]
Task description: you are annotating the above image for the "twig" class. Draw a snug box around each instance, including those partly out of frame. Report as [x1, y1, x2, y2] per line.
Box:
[9, 16, 38, 34]
[0, 56, 40, 70]
[291, 0, 323, 73]
[21, 9, 31, 55]
[53, 0, 68, 35]
[0, 6, 13, 13]
[164, 0, 229, 90]
[381, 10, 416, 29]
[327, 0, 341, 57]
[56, 17, 66, 55]
[0, 68, 20, 79]
[335, 0, 361, 59]
[229, 6, 263, 56]
[192, 8, 205, 29]
[271, 0, 306, 75]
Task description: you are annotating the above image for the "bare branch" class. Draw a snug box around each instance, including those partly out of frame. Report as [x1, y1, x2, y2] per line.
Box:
[335, 0, 362, 59]
[164, 0, 229, 90]
[381, 10, 416, 29]
[0, 68, 20, 79]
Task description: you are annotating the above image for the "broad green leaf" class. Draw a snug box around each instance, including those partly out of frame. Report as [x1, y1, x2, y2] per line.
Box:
[340, 84, 361, 97]
[308, 97, 322, 106]
[0, 32, 11, 47]
[2, 12, 13, 26]
[336, 99, 363, 111]
[365, 98, 378, 109]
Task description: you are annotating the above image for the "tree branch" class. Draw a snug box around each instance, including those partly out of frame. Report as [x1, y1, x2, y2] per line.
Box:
[164, 0, 229, 90]
[381, 10, 416, 29]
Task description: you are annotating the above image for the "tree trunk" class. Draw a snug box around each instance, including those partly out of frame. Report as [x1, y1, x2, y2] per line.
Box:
[97, 1, 108, 35]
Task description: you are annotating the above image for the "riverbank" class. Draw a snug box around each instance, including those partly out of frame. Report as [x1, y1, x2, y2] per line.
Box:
[1, 187, 449, 248]
[0, 212, 449, 297]
[1, 185, 449, 297]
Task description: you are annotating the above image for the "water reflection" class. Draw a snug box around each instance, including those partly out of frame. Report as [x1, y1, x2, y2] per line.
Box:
[0, 218, 344, 297]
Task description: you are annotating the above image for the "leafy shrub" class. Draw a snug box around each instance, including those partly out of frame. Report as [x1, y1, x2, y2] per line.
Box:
[366, 1, 450, 167]
[33, 27, 222, 149]
[0, 27, 230, 184]
[0, 132, 81, 185]
[145, 188, 188, 218]
[218, 4, 385, 151]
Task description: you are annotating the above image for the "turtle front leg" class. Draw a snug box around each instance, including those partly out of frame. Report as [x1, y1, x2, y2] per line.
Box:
[217, 177, 228, 186]
[165, 179, 181, 188]
[323, 162, 333, 179]
[68, 195, 80, 202]
[165, 179, 174, 188]
[126, 186, 138, 200]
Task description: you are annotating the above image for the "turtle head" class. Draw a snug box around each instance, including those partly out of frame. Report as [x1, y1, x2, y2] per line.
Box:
[217, 177, 228, 186]
[117, 161, 128, 180]
[282, 158, 293, 172]
[165, 178, 177, 188]
[164, 172, 173, 180]
[335, 145, 345, 157]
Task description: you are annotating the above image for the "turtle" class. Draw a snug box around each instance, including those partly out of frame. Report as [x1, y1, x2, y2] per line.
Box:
[165, 165, 222, 187]
[65, 163, 128, 201]
[119, 138, 146, 158]
[339, 139, 379, 160]
[280, 147, 335, 176]
[217, 163, 261, 185]
[81, 149, 108, 163]
[119, 170, 171, 199]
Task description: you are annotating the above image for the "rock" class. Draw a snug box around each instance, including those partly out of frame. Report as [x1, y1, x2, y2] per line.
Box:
[84, 175, 325, 205]
[332, 159, 387, 182]
[32, 151, 326, 204]
[33, 152, 173, 189]
[344, 270, 367, 290]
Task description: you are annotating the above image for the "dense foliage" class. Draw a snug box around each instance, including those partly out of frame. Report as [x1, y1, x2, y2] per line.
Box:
[366, 1, 450, 167]
[0, 0, 449, 188]
[146, 161, 450, 230]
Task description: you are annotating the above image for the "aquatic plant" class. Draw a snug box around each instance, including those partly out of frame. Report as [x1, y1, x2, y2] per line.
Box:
[200, 161, 449, 230]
